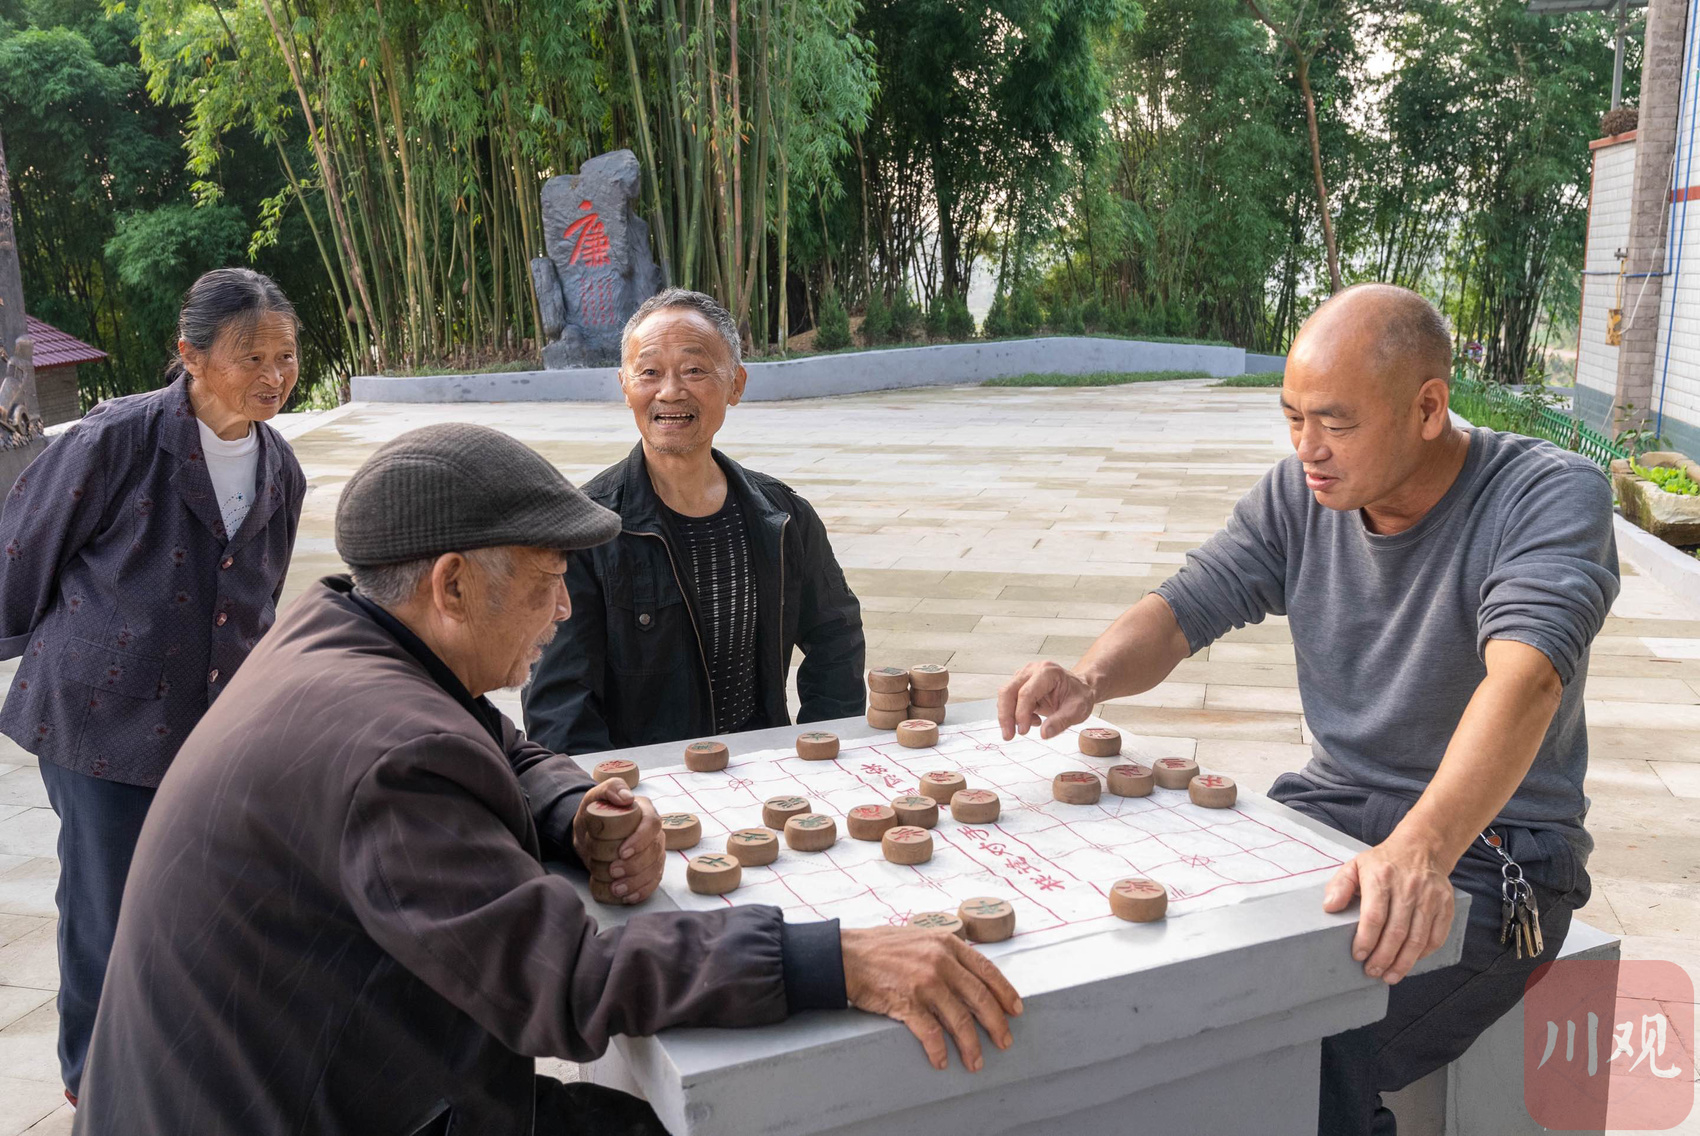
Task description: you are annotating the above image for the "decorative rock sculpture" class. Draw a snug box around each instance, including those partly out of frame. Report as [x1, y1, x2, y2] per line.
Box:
[531, 149, 663, 368]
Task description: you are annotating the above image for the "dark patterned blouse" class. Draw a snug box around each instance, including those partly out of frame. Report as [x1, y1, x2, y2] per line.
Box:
[0, 376, 306, 787]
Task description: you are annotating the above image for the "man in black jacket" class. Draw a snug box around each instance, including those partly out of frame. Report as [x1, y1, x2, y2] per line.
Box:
[525, 289, 864, 755]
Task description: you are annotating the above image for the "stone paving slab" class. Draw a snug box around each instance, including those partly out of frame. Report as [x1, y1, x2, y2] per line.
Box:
[0, 380, 1697, 1128]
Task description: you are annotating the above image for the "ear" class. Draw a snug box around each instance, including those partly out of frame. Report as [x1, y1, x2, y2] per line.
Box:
[729, 363, 749, 406]
[1417, 377, 1452, 441]
[178, 339, 203, 379]
[428, 553, 474, 624]
[618, 367, 634, 409]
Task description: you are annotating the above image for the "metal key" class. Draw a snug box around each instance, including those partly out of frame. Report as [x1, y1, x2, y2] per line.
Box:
[1499, 896, 1518, 949]
[1522, 886, 1544, 957]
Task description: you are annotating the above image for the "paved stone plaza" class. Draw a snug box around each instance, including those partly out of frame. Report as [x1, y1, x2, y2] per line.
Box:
[0, 378, 1696, 1132]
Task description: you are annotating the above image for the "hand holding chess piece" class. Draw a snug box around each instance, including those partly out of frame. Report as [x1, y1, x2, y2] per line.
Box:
[571, 779, 665, 904]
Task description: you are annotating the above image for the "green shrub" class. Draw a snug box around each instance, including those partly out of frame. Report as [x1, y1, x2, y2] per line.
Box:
[1081, 296, 1104, 332]
[1064, 303, 1086, 335]
[890, 284, 920, 342]
[945, 295, 976, 340]
[924, 293, 950, 340]
[815, 288, 851, 350]
[1119, 297, 1144, 336]
[1012, 288, 1043, 336]
[862, 290, 892, 345]
[983, 290, 1013, 338]
[1167, 295, 1195, 337]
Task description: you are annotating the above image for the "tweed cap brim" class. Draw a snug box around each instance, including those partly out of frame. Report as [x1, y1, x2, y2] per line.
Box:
[335, 423, 622, 566]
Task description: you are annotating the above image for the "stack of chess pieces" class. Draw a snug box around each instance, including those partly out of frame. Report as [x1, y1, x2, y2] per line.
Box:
[866, 663, 949, 748]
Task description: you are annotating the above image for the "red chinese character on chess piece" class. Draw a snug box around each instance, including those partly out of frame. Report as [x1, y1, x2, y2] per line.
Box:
[1197, 775, 1226, 787]
[563, 201, 611, 266]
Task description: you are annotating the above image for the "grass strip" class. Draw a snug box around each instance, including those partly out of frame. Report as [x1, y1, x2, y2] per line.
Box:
[982, 370, 1211, 388]
[1216, 371, 1284, 388]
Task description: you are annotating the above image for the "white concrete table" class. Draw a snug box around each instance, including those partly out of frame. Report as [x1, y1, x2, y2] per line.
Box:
[556, 699, 1468, 1136]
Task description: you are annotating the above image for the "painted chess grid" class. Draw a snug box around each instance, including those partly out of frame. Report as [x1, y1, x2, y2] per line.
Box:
[607, 717, 1359, 952]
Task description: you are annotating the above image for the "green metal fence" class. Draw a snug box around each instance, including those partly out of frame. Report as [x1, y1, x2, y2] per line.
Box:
[1450, 372, 1627, 470]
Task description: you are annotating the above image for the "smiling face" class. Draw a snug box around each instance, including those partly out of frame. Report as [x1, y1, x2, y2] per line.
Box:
[619, 307, 747, 456]
[1280, 291, 1453, 514]
[181, 312, 299, 427]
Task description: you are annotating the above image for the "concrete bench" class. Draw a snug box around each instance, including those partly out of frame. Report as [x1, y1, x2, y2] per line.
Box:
[1384, 918, 1621, 1135]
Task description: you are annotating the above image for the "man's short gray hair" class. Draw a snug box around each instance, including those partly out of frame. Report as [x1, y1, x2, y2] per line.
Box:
[622, 287, 741, 367]
[351, 546, 517, 610]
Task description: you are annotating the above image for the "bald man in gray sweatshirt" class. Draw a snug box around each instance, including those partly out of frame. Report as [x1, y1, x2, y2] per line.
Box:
[999, 283, 1618, 1136]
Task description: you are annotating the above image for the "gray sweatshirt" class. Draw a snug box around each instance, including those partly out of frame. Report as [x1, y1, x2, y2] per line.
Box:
[1156, 429, 1619, 857]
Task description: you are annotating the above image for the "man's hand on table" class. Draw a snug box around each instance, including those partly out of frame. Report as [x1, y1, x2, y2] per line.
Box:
[1324, 830, 1456, 986]
[997, 661, 1096, 741]
[572, 781, 665, 904]
[841, 927, 1024, 1072]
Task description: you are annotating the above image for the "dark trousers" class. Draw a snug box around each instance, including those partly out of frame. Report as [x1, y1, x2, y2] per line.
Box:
[533, 1077, 670, 1135]
[1268, 772, 1588, 1136]
[38, 760, 156, 1099]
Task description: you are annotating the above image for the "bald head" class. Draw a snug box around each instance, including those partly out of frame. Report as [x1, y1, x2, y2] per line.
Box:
[1291, 283, 1452, 392]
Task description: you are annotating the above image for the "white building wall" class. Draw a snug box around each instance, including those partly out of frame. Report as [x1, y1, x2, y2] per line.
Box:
[1577, 138, 1637, 409]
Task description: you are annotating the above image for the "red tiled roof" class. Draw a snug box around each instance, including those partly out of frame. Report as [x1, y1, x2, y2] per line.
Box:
[23, 315, 107, 369]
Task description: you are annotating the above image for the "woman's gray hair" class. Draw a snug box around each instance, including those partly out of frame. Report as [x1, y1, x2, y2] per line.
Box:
[170, 267, 298, 382]
[351, 547, 517, 610]
[622, 287, 741, 366]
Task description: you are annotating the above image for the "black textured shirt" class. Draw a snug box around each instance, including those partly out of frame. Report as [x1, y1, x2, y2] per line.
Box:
[664, 494, 760, 733]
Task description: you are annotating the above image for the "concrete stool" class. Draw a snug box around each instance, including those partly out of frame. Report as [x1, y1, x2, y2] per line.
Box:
[1383, 918, 1620, 1136]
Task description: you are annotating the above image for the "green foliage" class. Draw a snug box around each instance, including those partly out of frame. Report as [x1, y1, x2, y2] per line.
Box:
[1217, 371, 1285, 387]
[982, 291, 1013, 339]
[815, 288, 852, 350]
[853, 0, 1129, 300]
[924, 294, 950, 340]
[944, 295, 976, 340]
[889, 284, 920, 342]
[1011, 289, 1044, 336]
[1631, 463, 1700, 497]
[861, 290, 892, 345]
[1451, 368, 1627, 469]
[983, 369, 1210, 387]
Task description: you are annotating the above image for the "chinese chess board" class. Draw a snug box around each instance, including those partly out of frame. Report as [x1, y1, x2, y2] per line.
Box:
[607, 717, 1361, 955]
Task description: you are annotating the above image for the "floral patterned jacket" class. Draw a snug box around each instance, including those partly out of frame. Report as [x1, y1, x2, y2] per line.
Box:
[0, 376, 305, 786]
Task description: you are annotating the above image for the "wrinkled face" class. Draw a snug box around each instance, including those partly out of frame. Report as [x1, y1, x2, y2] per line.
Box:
[620, 308, 746, 456]
[182, 313, 300, 423]
[465, 547, 572, 693]
[1281, 341, 1433, 513]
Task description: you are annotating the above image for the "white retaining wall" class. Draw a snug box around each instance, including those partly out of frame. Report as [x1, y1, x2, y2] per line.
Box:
[352, 336, 1250, 404]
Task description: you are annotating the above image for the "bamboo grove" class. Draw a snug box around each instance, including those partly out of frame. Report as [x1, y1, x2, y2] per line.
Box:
[119, 0, 871, 376]
[0, 0, 1639, 398]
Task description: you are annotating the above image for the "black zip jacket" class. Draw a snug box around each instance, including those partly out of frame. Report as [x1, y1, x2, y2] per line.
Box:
[523, 443, 864, 756]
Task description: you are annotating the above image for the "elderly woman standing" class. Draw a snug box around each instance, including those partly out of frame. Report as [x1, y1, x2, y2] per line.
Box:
[0, 267, 307, 1105]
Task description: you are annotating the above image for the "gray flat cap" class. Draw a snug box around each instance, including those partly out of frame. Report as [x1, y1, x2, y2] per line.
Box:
[335, 423, 621, 565]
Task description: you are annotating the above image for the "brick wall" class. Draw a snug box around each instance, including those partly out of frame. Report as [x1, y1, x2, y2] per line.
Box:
[1649, 10, 1700, 456]
[34, 364, 81, 426]
[1616, 0, 1692, 428]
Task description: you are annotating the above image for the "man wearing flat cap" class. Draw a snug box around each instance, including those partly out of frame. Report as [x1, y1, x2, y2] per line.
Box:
[73, 424, 1020, 1136]
[525, 288, 865, 756]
